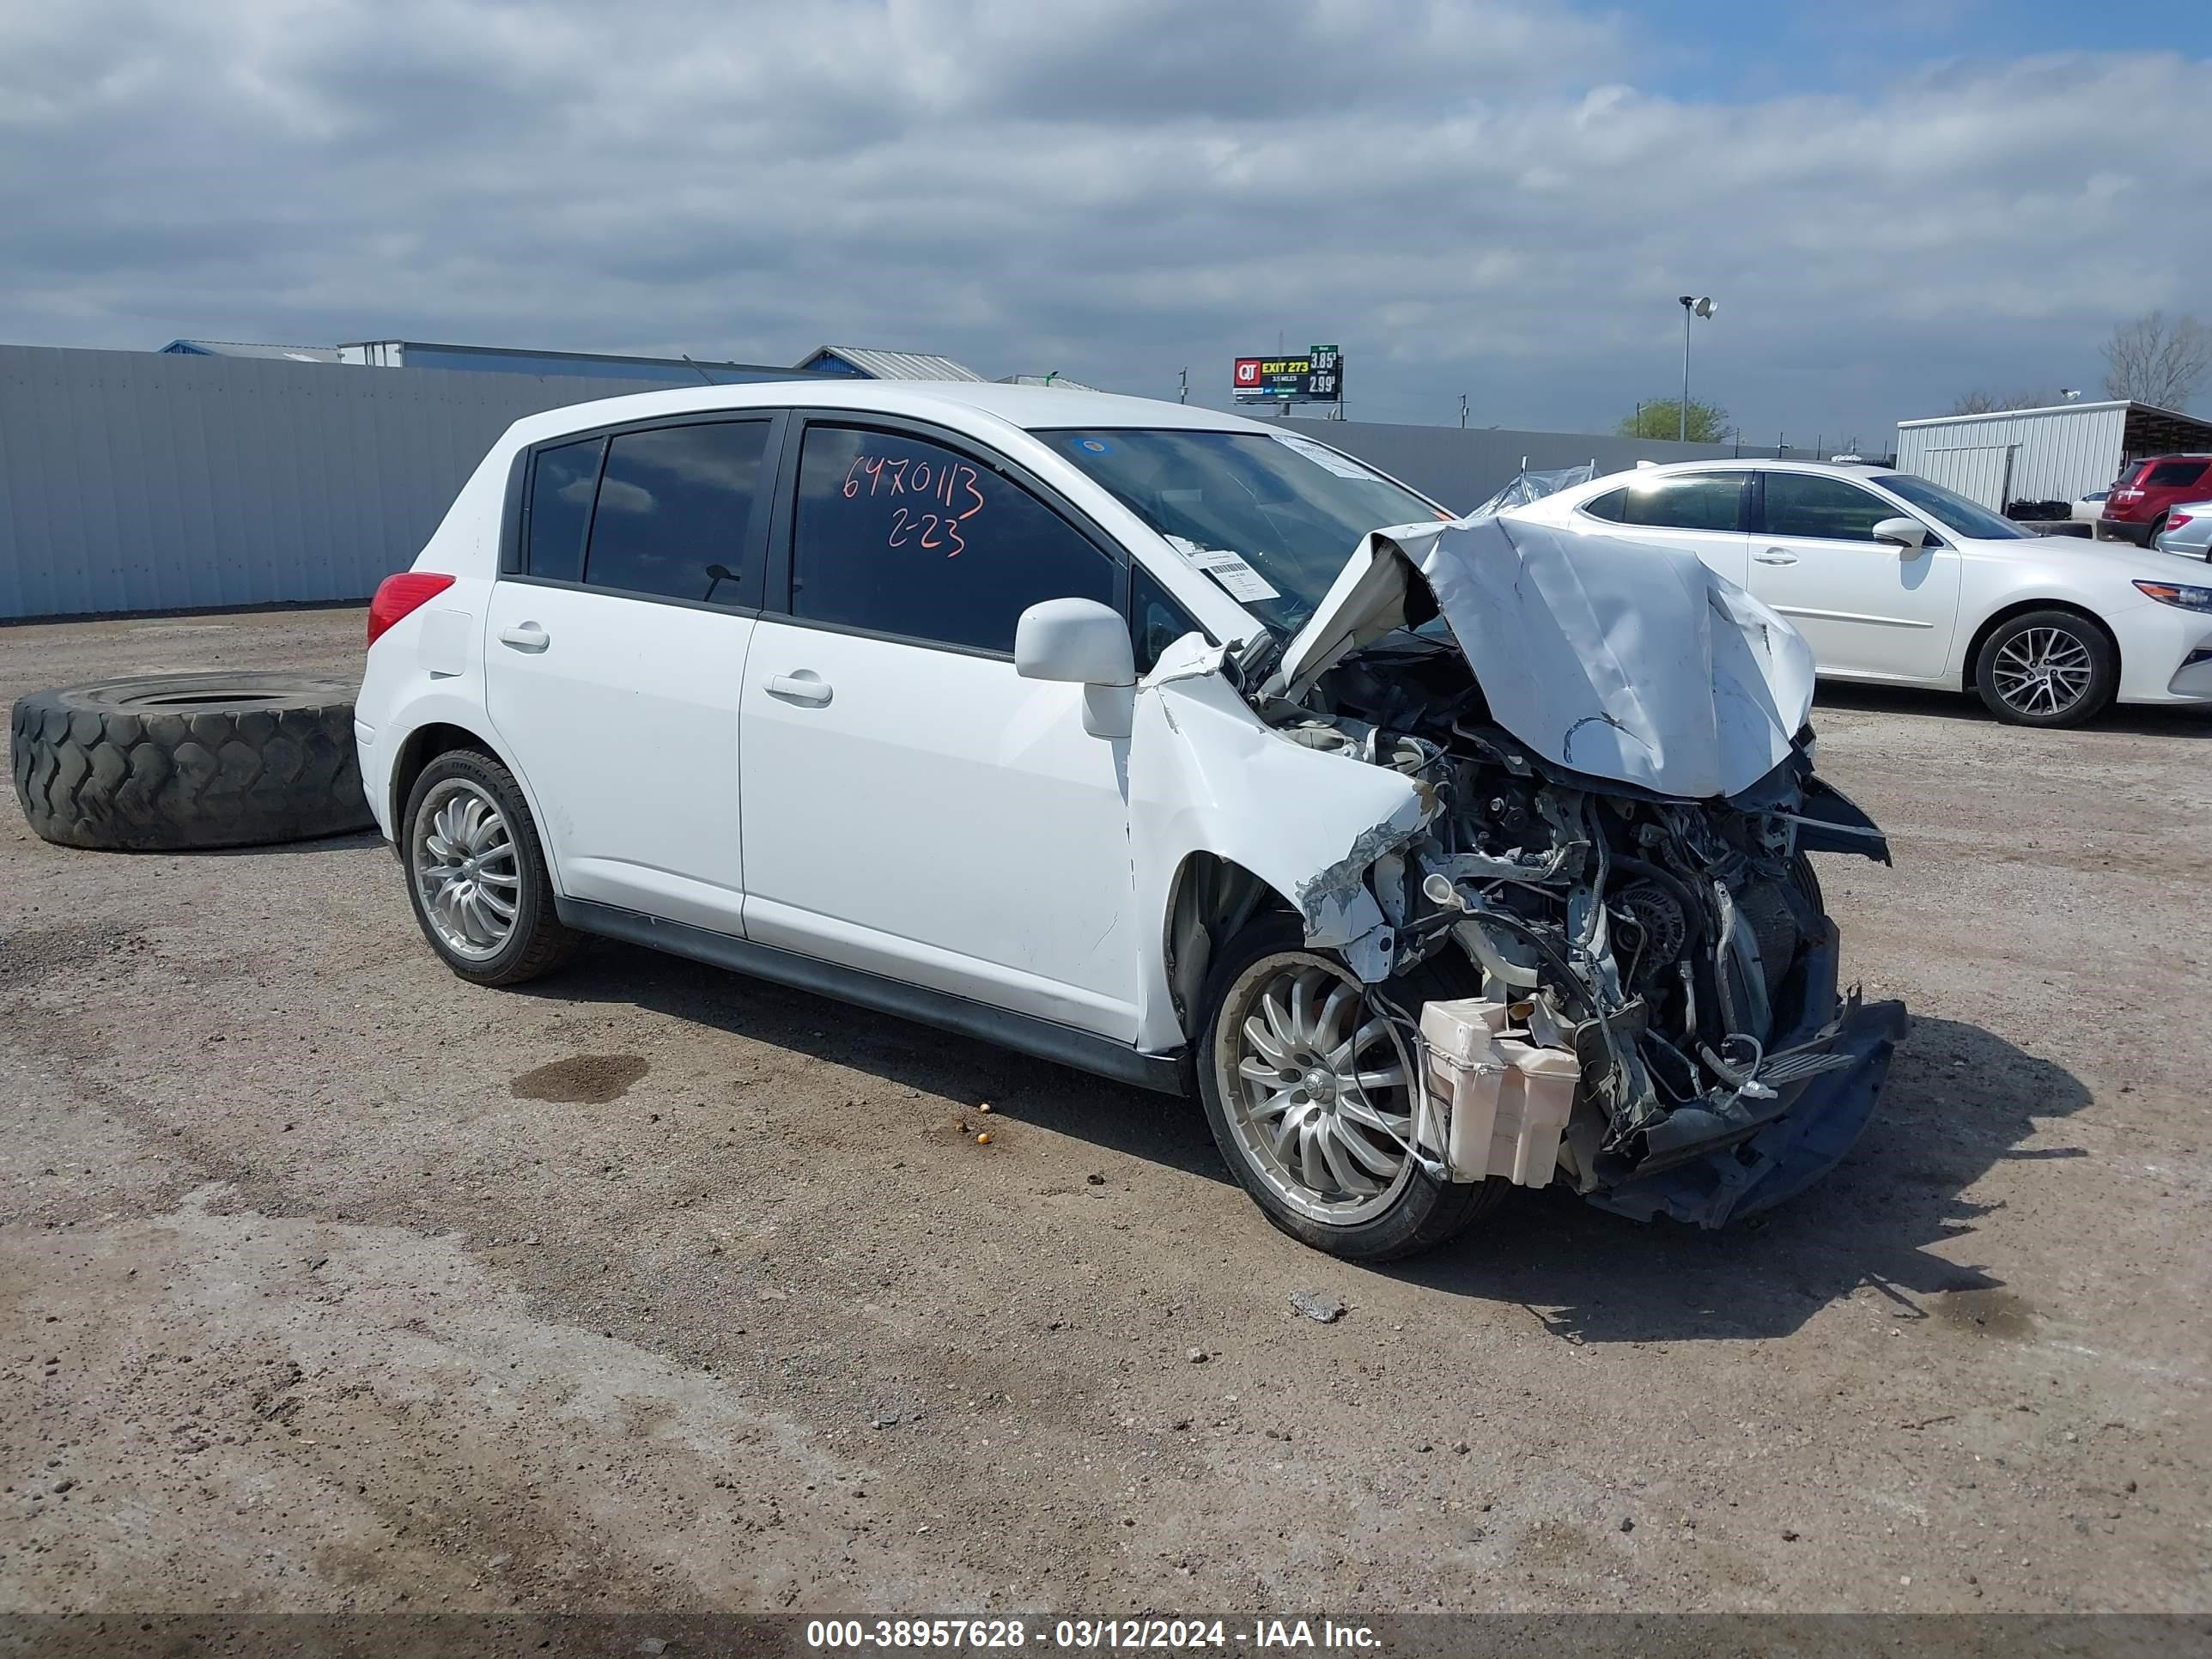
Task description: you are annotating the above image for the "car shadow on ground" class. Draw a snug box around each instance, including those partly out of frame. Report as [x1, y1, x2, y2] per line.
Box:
[1814, 680, 2212, 738]
[520, 941, 1231, 1182]
[1381, 1012, 2090, 1344]
[529, 948, 2085, 1346]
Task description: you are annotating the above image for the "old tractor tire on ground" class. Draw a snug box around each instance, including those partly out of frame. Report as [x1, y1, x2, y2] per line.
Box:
[10, 673, 372, 851]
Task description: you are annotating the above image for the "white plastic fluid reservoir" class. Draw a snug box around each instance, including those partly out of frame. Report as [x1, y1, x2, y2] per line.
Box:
[1490, 1040, 1581, 1187]
[1419, 999, 1515, 1182]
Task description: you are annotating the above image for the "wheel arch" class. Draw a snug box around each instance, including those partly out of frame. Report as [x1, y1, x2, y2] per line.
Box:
[391, 720, 518, 837]
[1162, 851, 1299, 1043]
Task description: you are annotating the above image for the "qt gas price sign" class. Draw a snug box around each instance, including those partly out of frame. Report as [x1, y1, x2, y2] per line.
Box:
[1231, 345, 1343, 404]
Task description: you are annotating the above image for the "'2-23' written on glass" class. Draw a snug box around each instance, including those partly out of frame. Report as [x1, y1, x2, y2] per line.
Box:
[841, 453, 987, 557]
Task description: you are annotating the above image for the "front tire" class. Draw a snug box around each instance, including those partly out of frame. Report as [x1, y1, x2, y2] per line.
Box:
[402, 748, 580, 986]
[1974, 609, 2117, 727]
[1195, 916, 1506, 1261]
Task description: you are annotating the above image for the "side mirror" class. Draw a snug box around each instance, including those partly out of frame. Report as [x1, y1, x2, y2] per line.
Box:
[1016, 598, 1136, 740]
[1873, 516, 1929, 550]
[1015, 598, 1135, 687]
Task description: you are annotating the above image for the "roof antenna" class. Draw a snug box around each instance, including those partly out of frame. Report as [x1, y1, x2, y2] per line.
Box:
[680, 354, 719, 386]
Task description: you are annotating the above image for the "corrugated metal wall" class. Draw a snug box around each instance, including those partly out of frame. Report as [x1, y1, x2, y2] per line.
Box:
[0, 345, 665, 621]
[3, 343, 1813, 622]
[1893, 405, 2126, 510]
[1285, 416, 1790, 515]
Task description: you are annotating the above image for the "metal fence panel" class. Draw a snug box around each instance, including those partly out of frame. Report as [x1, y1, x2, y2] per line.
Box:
[3, 343, 1827, 621]
[0, 345, 667, 621]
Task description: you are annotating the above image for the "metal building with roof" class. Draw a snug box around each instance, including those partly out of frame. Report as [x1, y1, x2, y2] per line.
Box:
[335, 340, 816, 386]
[159, 339, 342, 363]
[794, 345, 987, 381]
[1894, 399, 2212, 513]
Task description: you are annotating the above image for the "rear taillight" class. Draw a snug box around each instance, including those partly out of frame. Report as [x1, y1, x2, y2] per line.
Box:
[367, 572, 457, 647]
[2168, 513, 2195, 531]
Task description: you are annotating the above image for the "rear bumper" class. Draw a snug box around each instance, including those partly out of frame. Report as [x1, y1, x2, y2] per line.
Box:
[1585, 994, 1907, 1229]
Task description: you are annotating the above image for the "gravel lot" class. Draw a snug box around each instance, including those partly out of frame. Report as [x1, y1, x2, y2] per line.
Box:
[2, 605, 2207, 1617]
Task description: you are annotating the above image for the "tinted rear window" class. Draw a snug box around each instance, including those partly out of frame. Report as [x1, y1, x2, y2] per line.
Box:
[525, 438, 603, 583]
[581, 421, 771, 605]
[1581, 472, 1744, 532]
[2144, 459, 2209, 489]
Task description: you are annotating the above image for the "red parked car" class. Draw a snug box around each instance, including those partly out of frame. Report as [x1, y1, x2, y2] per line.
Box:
[2101, 453, 2212, 544]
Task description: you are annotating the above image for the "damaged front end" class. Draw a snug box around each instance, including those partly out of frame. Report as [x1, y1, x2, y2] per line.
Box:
[1201, 512, 1905, 1229]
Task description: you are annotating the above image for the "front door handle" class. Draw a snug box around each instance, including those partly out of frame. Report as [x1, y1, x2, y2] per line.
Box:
[1753, 549, 1798, 566]
[499, 623, 550, 652]
[763, 672, 833, 707]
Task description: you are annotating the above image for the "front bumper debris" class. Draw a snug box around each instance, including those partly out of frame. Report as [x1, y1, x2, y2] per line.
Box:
[1584, 994, 1907, 1229]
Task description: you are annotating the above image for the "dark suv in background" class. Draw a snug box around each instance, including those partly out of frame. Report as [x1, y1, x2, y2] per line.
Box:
[2101, 454, 2212, 544]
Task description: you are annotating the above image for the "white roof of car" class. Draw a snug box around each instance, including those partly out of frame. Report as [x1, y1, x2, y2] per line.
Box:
[507, 380, 1274, 447]
[1608, 457, 1891, 479]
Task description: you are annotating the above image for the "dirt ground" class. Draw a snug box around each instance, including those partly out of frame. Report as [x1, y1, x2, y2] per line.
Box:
[1, 605, 2207, 1617]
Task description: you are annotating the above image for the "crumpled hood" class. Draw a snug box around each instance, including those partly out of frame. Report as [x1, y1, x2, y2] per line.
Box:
[1265, 514, 1816, 799]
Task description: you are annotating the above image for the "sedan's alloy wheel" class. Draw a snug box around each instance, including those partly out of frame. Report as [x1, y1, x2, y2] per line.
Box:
[1990, 623, 2095, 720]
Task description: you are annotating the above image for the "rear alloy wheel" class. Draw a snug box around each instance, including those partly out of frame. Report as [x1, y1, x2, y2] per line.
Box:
[1195, 917, 1506, 1261]
[1974, 609, 2117, 728]
[403, 748, 580, 986]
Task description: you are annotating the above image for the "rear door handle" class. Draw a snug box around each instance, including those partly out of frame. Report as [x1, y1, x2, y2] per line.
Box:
[763, 672, 833, 706]
[1753, 549, 1798, 565]
[499, 623, 550, 652]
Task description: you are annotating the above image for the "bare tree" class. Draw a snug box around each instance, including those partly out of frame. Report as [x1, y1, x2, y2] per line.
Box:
[1949, 389, 2057, 415]
[2101, 311, 2211, 409]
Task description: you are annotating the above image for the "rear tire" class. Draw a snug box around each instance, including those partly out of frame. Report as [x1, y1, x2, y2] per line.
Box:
[1194, 915, 1508, 1261]
[1973, 608, 2117, 727]
[401, 748, 580, 987]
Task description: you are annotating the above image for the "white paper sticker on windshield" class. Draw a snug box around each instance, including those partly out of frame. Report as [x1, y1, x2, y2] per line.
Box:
[1186, 548, 1280, 603]
[1272, 431, 1382, 481]
[1164, 537, 1282, 603]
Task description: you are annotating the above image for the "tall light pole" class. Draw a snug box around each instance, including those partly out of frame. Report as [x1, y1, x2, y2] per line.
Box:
[1677, 295, 1717, 441]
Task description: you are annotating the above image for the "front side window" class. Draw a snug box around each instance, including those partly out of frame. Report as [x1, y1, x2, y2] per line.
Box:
[525, 437, 604, 582]
[791, 425, 1115, 653]
[1580, 472, 1745, 532]
[1130, 562, 1201, 672]
[581, 421, 771, 605]
[1761, 472, 1894, 542]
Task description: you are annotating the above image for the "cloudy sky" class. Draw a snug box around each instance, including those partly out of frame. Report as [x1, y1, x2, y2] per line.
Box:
[4, 0, 2209, 443]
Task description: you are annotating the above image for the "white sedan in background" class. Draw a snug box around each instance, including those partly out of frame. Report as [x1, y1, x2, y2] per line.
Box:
[1505, 459, 2212, 726]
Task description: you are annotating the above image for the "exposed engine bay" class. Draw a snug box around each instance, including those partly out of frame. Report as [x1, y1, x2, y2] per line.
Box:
[1260, 628, 1895, 1218]
[1144, 509, 1907, 1229]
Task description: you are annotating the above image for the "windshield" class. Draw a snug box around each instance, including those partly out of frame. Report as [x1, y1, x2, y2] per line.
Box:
[1044, 428, 1443, 632]
[1876, 472, 2033, 541]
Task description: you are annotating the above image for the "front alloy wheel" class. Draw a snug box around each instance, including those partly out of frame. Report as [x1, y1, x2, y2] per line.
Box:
[1194, 918, 1506, 1261]
[1220, 952, 1419, 1226]
[1974, 609, 2116, 727]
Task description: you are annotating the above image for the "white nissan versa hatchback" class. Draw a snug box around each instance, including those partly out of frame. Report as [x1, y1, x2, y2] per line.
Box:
[357, 382, 1903, 1261]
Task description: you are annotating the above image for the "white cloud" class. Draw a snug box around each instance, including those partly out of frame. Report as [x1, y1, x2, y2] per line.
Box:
[1, 1, 2208, 438]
